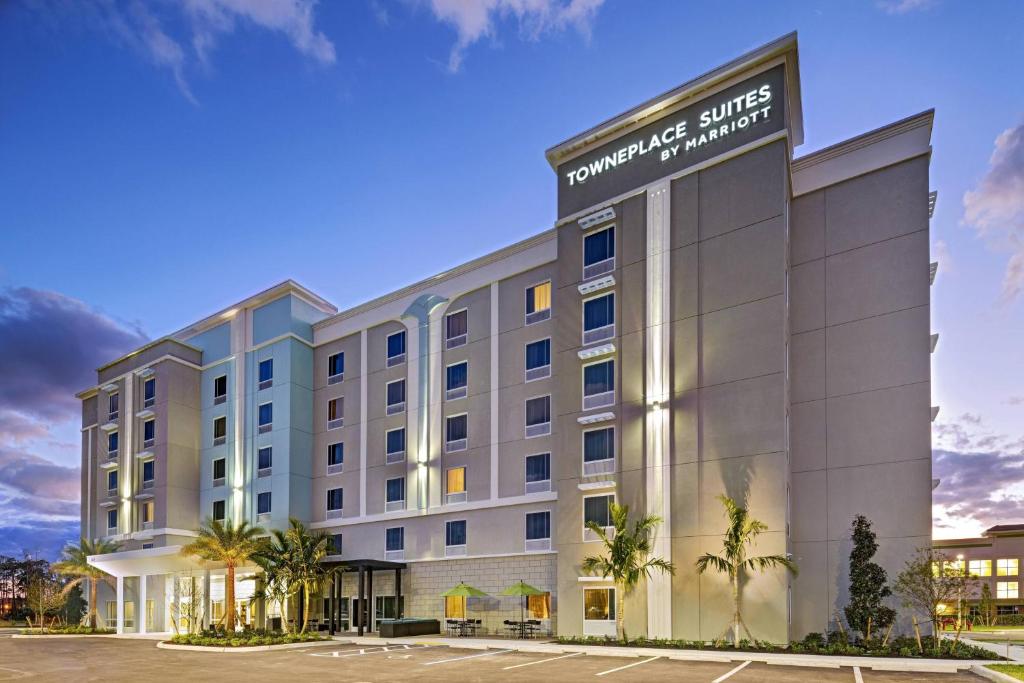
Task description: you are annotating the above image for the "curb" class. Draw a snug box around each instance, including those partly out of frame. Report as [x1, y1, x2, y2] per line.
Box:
[13, 633, 118, 639]
[971, 665, 1024, 683]
[156, 639, 336, 653]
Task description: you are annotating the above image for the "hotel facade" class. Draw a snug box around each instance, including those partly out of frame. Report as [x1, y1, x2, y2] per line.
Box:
[79, 33, 937, 641]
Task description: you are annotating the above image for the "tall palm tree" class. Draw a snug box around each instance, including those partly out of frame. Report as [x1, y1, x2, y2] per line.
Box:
[283, 519, 331, 633]
[181, 518, 264, 632]
[696, 494, 798, 647]
[581, 502, 675, 641]
[250, 529, 296, 633]
[52, 538, 121, 629]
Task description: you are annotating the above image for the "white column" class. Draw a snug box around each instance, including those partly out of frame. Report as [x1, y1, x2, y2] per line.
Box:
[489, 282, 500, 501]
[203, 570, 212, 629]
[138, 575, 148, 634]
[116, 575, 125, 635]
[427, 304, 447, 510]
[645, 180, 673, 639]
[359, 329, 368, 517]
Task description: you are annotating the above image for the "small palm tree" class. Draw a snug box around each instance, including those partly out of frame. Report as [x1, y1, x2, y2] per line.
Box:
[696, 494, 798, 647]
[250, 529, 296, 633]
[581, 503, 675, 640]
[52, 538, 121, 629]
[181, 518, 265, 632]
[283, 519, 331, 633]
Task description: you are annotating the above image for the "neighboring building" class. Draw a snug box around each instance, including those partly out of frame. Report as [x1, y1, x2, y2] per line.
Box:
[80, 32, 936, 640]
[935, 526, 1024, 617]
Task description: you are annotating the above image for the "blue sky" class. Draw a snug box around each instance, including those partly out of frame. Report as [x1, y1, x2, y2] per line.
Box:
[1, 0, 1022, 558]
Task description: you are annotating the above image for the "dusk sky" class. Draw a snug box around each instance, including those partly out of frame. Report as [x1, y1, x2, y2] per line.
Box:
[1, 0, 1022, 559]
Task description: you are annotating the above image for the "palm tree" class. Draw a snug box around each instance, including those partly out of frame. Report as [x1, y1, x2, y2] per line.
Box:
[696, 494, 798, 647]
[52, 538, 121, 629]
[581, 502, 675, 640]
[181, 518, 264, 632]
[283, 519, 331, 633]
[250, 529, 296, 633]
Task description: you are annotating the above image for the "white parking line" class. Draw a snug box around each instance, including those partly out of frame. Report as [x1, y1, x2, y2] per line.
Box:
[594, 656, 660, 677]
[712, 660, 751, 683]
[853, 666, 864, 683]
[423, 649, 513, 666]
[310, 644, 432, 658]
[502, 651, 585, 670]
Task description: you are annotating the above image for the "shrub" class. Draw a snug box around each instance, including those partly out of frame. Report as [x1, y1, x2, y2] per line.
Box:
[20, 624, 114, 635]
[168, 628, 326, 648]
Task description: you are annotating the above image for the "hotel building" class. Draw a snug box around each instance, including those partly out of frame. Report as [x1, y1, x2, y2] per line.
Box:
[935, 526, 1024, 618]
[79, 33, 937, 641]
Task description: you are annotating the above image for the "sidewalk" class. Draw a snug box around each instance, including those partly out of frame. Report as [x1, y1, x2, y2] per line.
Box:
[954, 635, 1024, 663]
[333, 634, 997, 673]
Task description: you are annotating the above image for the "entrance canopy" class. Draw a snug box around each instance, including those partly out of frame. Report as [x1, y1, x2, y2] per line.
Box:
[88, 545, 216, 577]
[324, 558, 407, 572]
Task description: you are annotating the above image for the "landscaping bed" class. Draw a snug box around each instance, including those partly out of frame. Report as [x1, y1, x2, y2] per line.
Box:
[168, 629, 328, 648]
[20, 625, 114, 635]
[557, 633, 1002, 660]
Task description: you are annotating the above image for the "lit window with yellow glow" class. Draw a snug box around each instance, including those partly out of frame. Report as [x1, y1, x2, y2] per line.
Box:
[445, 595, 465, 618]
[525, 281, 552, 324]
[446, 467, 466, 495]
[969, 559, 992, 577]
[998, 559, 1019, 576]
[998, 581, 1019, 599]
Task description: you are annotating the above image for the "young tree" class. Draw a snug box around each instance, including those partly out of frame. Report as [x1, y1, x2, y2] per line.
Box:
[893, 547, 976, 653]
[843, 515, 896, 640]
[696, 494, 798, 647]
[25, 567, 66, 629]
[581, 503, 675, 641]
[977, 581, 996, 628]
[284, 519, 331, 634]
[181, 518, 265, 632]
[52, 538, 121, 629]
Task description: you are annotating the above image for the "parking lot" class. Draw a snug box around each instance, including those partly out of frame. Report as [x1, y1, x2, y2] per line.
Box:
[0, 636, 988, 682]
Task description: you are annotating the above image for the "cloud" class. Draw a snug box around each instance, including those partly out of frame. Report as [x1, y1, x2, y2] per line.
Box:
[426, 0, 605, 72]
[932, 239, 953, 276]
[0, 520, 81, 560]
[0, 287, 147, 427]
[963, 121, 1024, 302]
[33, 0, 336, 103]
[877, 0, 934, 14]
[1007, 396, 1024, 406]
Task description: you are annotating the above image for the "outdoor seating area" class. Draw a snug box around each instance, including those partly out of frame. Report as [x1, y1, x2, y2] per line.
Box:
[440, 579, 550, 639]
[502, 618, 544, 639]
[444, 618, 481, 637]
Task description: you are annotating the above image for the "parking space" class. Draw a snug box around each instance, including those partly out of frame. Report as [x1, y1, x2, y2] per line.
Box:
[0, 636, 990, 682]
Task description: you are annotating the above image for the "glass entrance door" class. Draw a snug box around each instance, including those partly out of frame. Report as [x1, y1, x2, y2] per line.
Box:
[350, 598, 370, 632]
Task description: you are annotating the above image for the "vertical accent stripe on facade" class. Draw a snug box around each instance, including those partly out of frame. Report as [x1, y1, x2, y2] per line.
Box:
[645, 179, 672, 638]
[120, 377, 134, 534]
[490, 282, 500, 501]
[360, 329, 368, 517]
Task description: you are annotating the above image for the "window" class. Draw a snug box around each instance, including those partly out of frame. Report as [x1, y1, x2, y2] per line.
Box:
[525, 395, 551, 437]
[584, 494, 614, 541]
[143, 419, 155, 447]
[108, 393, 119, 421]
[106, 508, 118, 531]
[446, 309, 468, 348]
[445, 414, 468, 452]
[386, 380, 406, 415]
[528, 593, 551, 619]
[143, 378, 156, 408]
[525, 339, 551, 381]
[327, 443, 344, 473]
[330, 534, 342, 554]
[445, 595, 466, 619]
[257, 446, 273, 473]
[584, 588, 615, 622]
[583, 427, 616, 476]
[525, 282, 552, 324]
[213, 375, 227, 404]
[385, 527, 404, 558]
[258, 402, 273, 433]
[386, 330, 406, 366]
[446, 362, 468, 400]
[141, 543, 153, 550]
[998, 581, 1020, 600]
[386, 477, 405, 511]
[583, 225, 615, 279]
[386, 428, 406, 464]
[213, 416, 227, 446]
[446, 466, 466, 504]
[327, 488, 344, 513]
[257, 492, 272, 516]
[258, 359, 274, 389]
[212, 500, 226, 521]
[107, 431, 119, 456]
[583, 293, 615, 344]
[107, 469, 118, 494]
[212, 458, 226, 485]
[998, 559, 1019, 576]
[142, 459, 155, 489]
[328, 397, 344, 429]
[525, 453, 551, 493]
[446, 520, 467, 555]
[583, 359, 615, 410]
[328, 352, 345, 383]
[141, 500, 154, 525]
[526, 511, 551, 551]
[969, 560, 992, 577]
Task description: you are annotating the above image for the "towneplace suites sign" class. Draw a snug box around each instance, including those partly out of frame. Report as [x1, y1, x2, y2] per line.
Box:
[556, 65, 786, 218]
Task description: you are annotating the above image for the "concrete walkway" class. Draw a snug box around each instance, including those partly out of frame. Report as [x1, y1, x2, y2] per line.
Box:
[334, 634, 997, 673]
[954, 635, 1024, 663]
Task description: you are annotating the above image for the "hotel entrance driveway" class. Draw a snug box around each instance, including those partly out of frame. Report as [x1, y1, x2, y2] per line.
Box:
[0, 637, 989, 682]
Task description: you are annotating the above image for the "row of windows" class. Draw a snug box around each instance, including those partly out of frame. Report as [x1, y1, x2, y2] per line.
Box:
[945, 558, 1021, 577]
[104, 499, 155, 532]
[105, 419, 156, 456]
[106, 377, 156, 422]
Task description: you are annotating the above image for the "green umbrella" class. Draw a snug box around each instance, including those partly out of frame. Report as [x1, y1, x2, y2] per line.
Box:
[501, 580, 544, 635]
[441, 581, 488, 598]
